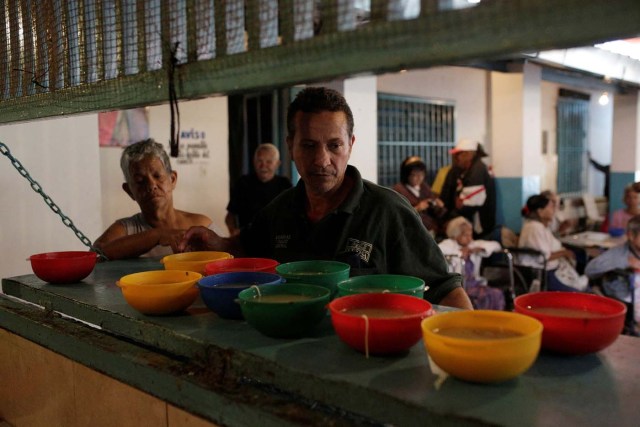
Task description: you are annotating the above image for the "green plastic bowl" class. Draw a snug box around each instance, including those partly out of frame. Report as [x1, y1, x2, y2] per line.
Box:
[275, 260, 350, 297]
[337, 274, 425, 298]
[238, 283, 331, 338]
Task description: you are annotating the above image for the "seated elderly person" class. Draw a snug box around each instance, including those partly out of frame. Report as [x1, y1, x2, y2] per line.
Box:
[519, 194, 589, 292]
[609, 184, 640, 233]
[392, 156, 446, 235]
[438, 216, 505, 310]
[94, 138, 213, 260]
[585, 214, 640, 335]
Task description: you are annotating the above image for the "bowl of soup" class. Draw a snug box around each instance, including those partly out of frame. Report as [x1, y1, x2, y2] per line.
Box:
[237, 283, 331, 338]
[337, 274, 425, 298]
[161, 251, 233, 275]
[29, 251, 98, 284]
[197, 272, 284, 319]
[204, 257, 279, 276]
[117, 270, 202, 315]
[514, 291, 626, 354]
[328, 293, 434, 355]
[275, 260, 350, 297]
[421, 310, 543, 383]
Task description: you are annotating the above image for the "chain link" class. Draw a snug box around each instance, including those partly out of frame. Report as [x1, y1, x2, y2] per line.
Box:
[1, 141, 107, 260]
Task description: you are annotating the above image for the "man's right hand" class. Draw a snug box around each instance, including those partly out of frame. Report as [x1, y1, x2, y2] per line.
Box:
[177, 226, 219, 253]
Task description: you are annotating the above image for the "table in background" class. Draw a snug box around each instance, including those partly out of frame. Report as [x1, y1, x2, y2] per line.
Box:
[560, 231, 625, 258]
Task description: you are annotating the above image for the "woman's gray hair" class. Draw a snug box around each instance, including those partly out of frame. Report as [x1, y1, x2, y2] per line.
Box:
[120, 138, 172, 184]
[446, 216, 472, 239]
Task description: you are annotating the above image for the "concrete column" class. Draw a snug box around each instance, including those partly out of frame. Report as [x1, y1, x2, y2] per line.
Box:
[490, 62, 542, 232]
[610, 91, 640, 212]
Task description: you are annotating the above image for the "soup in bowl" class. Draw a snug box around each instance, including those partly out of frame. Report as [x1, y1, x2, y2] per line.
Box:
[329, 293, 434, 355]
[237, 283, 331, 338]
[514, 291, 626, 354]
[421, 310, 543, 383]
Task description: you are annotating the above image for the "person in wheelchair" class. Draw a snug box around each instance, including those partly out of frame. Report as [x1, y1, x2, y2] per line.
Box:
[518, 194, 589, 292]
[585, 215, 640, 335]
[438, 216, 505, 310]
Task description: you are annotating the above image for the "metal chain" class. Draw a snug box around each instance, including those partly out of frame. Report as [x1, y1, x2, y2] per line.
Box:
[0, 141, 107, 260]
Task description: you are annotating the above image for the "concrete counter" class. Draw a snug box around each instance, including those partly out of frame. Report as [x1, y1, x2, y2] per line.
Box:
[2, 258, 640, 426]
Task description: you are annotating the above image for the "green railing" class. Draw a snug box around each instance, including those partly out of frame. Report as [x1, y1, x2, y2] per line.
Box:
[1, 0, 639, 125]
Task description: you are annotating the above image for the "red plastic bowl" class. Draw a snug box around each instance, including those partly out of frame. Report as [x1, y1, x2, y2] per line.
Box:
[514, 292, 626, 355]
[29, 251, 97, 284]
[204, 257, 279, 276]
[329, 293, 434, 355]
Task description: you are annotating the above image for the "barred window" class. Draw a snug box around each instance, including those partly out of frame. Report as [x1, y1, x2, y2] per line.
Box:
[377, 93, 455, 188]
[557, 90, 589, 195]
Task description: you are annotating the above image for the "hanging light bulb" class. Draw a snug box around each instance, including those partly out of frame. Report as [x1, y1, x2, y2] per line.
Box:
[598, 92, 610, 106]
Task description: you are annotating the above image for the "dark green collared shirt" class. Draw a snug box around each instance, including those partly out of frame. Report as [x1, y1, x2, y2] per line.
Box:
[241, 165, 462, 303]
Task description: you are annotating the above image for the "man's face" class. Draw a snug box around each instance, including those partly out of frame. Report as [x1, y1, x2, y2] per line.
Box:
[287, 111, 354, 197]
[628, 230, 640, 253]
[253, 150, 279, 183]
[624, 191, 639, 210]
[453, 151, 474, 170]
[124, 156, 176, 208]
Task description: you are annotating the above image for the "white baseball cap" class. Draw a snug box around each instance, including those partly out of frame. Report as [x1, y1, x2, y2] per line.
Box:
[449, 138, 479, 154]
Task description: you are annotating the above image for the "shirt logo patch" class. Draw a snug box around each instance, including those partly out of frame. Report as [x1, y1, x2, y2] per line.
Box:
[274, 234, 291, 249]
[345, 238, 373, 263]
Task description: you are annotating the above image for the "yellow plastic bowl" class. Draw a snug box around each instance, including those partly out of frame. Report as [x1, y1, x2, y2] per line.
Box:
[421, 310, 543, 383]
[117, 270, 203, 315]
[161, 251, 233, 275]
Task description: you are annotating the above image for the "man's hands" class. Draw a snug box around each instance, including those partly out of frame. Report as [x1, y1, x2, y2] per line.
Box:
[178, 226, 220, 252]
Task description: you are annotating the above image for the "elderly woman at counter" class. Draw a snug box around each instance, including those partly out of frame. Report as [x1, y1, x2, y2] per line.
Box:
[94, 138, 213, 260]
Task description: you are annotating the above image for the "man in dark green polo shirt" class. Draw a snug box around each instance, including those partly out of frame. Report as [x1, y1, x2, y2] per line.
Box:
[179, 87, 471, 309]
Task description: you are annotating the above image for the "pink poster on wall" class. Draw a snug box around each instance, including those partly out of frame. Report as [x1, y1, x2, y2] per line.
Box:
[99, 108, 149, 147]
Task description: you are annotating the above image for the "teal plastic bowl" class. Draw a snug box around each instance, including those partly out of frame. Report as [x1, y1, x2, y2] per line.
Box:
[238, 283, 331, 338]
[337, 274, 425, 298]
[275, 260, 350, 297]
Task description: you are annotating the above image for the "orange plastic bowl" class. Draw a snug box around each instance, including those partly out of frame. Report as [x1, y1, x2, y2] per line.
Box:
[29, 251, 97, 284]
[328, 293, 434, 355]
[514, 291, 626, 354]
[204, 257, 279, 276]
[421, 310, 543, 383]
[117, 270, 202, 315]
[161, 251, 232, 275]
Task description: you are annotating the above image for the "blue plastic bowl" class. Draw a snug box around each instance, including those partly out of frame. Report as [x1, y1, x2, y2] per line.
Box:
[197, 272, 284, 319]
[609, 227, 625, 237]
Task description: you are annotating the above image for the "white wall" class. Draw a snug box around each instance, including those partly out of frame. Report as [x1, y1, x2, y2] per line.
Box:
[344, 76, 378, 182]
[0, 115, 102, 279]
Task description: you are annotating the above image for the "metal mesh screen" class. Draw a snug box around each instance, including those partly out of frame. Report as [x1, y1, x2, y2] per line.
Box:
[1, 0, 640, 124]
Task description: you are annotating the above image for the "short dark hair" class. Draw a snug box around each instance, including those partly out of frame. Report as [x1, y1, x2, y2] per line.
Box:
[286, 87, 354, 139]
[400, 156, 427, 184]
[522, 194, 551, 218]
